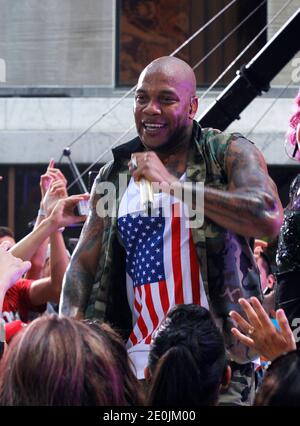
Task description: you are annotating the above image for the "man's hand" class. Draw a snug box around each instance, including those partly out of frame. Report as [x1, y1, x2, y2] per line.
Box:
[40, 159, 67, 200]
[40, 160, 68, 216]
[128, 151, 179, 186]
[48, 193, 90, 230]
[43, 180, 68, 216]
[0, 242, 31, 292]
[230, 297, 296, 361]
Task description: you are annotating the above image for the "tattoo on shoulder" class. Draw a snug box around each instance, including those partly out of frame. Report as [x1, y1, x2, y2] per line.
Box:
[226, 139, 268, 189]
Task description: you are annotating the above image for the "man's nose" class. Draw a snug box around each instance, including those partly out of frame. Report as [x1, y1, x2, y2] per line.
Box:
[143, 99, 161, 114]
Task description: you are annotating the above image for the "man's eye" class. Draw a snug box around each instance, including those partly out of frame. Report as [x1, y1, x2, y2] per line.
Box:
[135, 95, 147, 103]
[160, 98, 176, 104]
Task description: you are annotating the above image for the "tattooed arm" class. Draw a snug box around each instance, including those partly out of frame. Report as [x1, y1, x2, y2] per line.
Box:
[202, 138, 283, 238]
[129, 139, 283, 238]
[59, 187, 103, 319]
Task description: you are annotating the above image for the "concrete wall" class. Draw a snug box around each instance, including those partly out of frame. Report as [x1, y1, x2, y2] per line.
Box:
[0, 0, 299, 167]
[0, 88, 299, 165]
[0, 0, 115, 86]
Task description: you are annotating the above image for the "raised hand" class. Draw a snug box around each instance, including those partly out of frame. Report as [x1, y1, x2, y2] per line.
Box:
[230, 297, 296, 361]
[40, 159, 67, 200]
[43, 180, 68, 216]
[0, 242, 31, 292]
[48, 193, 90, 229]
[128, 151, 179, 186]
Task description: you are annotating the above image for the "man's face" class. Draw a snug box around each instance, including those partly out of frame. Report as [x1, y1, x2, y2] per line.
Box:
[257, 256, 275, 292]
[134, 70, 197, 150]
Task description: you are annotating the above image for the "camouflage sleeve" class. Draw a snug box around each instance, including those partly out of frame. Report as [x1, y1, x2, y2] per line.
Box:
[206, 128, 253, 174]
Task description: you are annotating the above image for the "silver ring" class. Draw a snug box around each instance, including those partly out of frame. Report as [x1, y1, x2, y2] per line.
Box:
[247, 326, 255, 336]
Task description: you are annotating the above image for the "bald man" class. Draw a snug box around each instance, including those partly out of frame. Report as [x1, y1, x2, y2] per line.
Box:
[60, 57, 283, 405]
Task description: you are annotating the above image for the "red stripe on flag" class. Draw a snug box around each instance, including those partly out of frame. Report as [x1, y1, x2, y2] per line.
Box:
[129, 332, 138, 346]
[189, 228, 201, 305]
[171, 203, 184, 304]
[144, 283, 159, 344]
[159, 280, 169, 315]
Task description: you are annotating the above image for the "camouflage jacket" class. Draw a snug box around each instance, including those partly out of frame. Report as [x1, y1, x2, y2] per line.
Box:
[86, 121, 262, 363]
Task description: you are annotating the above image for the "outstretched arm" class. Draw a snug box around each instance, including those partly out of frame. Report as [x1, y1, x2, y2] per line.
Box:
[26, 159, 68, 279]
[59, 183, 103, 319]
[10, 194, 88, 261]
[0, 242, 31, 315]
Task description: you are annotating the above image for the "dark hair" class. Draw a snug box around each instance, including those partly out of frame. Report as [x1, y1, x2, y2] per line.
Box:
[83, 320, 145, 406]
[0, 226, 14, 239]
[255, 350, 300, 406]
[0, 315, 126, 406]
[259, 252, 273, 276]
[147, 304, 227, 406]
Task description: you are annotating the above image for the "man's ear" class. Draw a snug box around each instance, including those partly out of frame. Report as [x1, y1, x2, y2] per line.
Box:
[144, 366, 151, 383]
[220, 365, 231, 390]
[189, 96, 198, 119]
[267, 274, 276, 290]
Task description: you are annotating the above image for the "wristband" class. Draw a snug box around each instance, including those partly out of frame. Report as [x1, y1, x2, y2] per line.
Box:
[37, 207, 46, 217]
[0, 318, 6, 358]
[0, 318, 5, 343]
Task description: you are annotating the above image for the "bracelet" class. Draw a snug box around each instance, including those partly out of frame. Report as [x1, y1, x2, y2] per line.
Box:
[37, 207, 46, 217]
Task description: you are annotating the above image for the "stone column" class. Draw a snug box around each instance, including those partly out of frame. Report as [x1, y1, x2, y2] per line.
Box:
[268, 0, 299, 86]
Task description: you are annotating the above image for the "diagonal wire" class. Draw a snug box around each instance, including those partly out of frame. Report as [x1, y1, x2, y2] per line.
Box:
[58, 0, 239, 164]
[65, 1, 263, 190]
[196, 0, 294, 117]
[192, 0, 267, 70]
[66, 123, 135, 191]
[169, 0, 238, 57]
[66, 0, 294, 191]
[246, 79, 293, 138]
[58, 88, 137, 163]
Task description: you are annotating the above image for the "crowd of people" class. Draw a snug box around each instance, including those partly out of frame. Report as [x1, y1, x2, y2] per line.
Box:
[0, 57, 299, 406]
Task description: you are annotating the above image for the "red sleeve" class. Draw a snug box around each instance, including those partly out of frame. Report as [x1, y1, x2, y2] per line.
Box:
[5, 320, 27, 343]
[14, 279, 47, 314]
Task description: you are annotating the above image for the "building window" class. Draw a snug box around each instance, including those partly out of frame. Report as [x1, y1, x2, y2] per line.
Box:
[116, 0, 267, 87]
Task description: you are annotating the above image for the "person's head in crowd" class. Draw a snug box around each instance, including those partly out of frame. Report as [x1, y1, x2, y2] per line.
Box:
[254, 239, 276, 295]
[0, 227, 15, 249]
[0, 315, 127, 406]
[256, 252, 276, 294]
[146, 304, 231, 406]
[84, 320, 145, 406]
[255, 350, 300, 406]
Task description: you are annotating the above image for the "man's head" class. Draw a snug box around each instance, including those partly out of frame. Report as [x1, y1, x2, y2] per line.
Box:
[134, 56, 198, 153]
[0, 226, 15, 249]
[256, 252, 276, 293]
